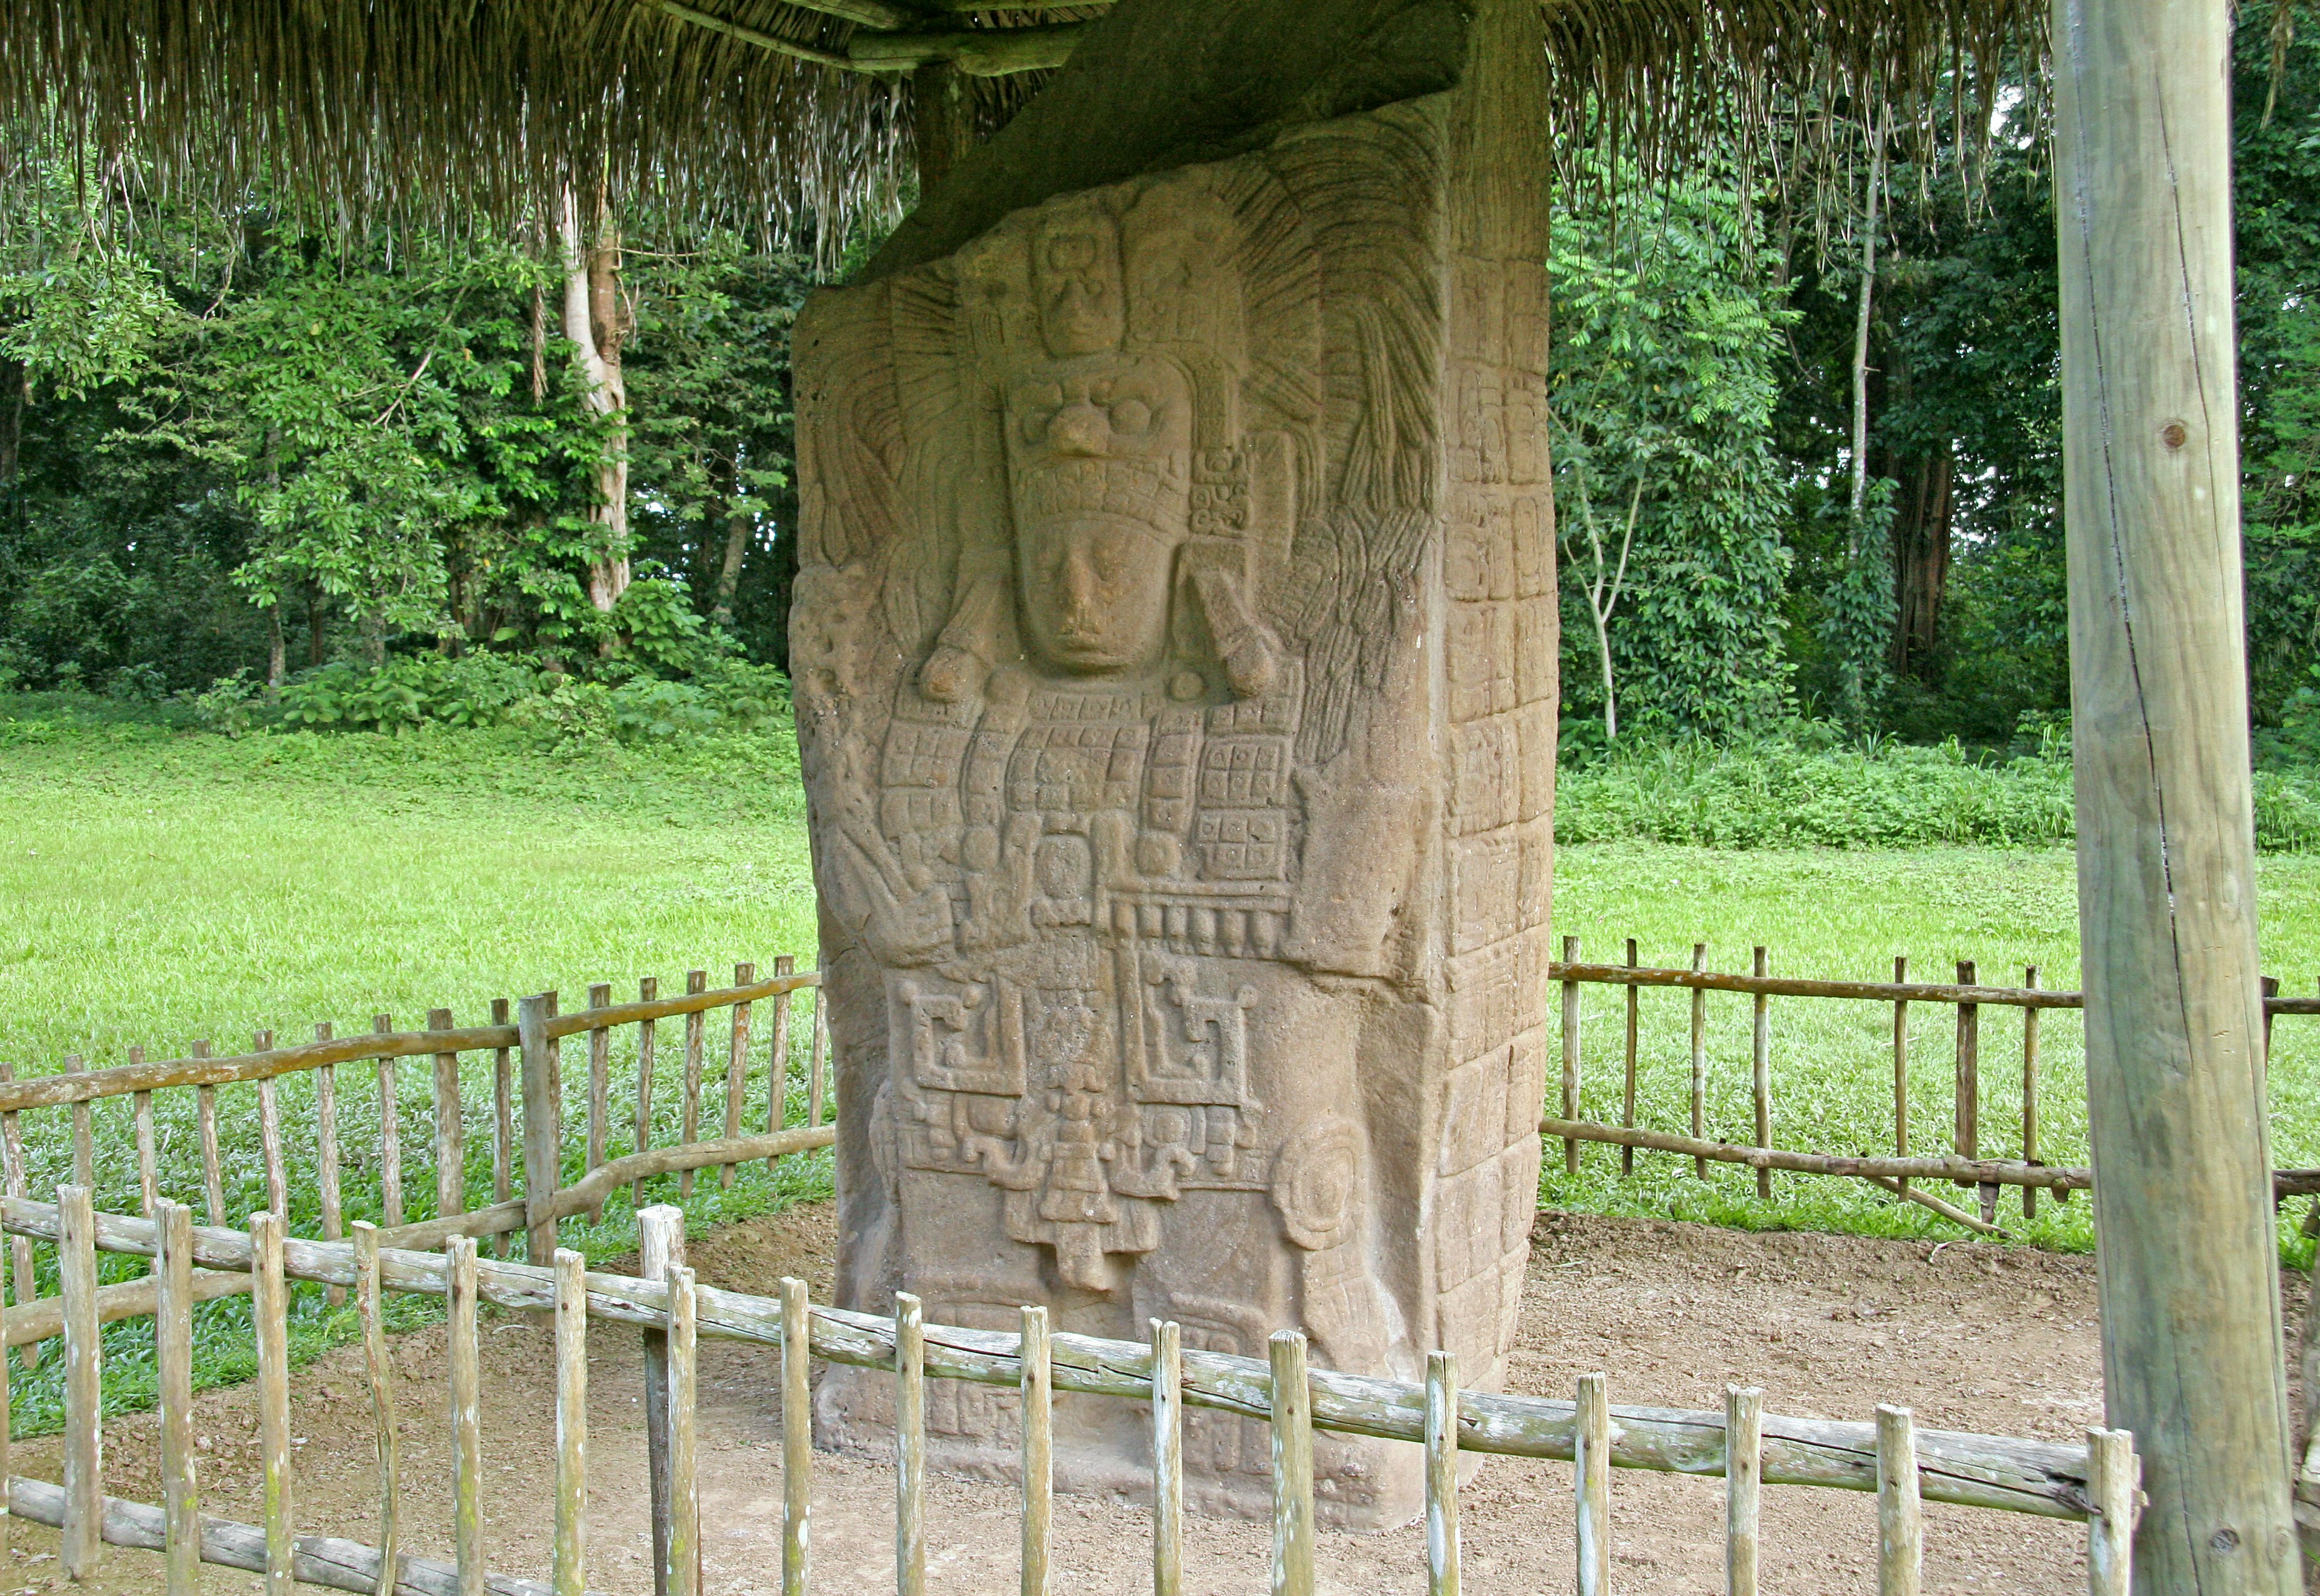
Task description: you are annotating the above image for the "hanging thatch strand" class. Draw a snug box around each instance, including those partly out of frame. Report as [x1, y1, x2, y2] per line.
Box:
[0, 0, 2041, 239]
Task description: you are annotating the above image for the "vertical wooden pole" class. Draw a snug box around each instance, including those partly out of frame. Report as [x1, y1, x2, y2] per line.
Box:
[554, 1248, 588, 1596]
[680, 970, 707, 1199]
[0, 1063, 31, 1371]
[2024, 967, 2043, 1221]
[641, 1205, 686, 1596]
[1893, 956, 1912, 1200]
[355, 1223, 401, 1596]
[492, 998, 514, 1256]
[587, 984, 612, 1209]
[0, 1264, 9, 1572]
[252, 1209, 295, 1595]
[257, 1076, 288, 1220]
[65, 1055, 92, 1188]
[1019, 1304, 1051, 1596]
[768, 957, 795, 1157]
[1576, 1372, 1611, 1596]
[636, 978, 659, 1206]
[666, 1263, 701, 1596]
[1954, 960, 1983, 1218]
[724, 963, 754, 1190]
[59, 1183, 101, 1579]
[196, 1039, 226, 1225]
[1689, 944, 1708, 1180]
[1751, 947, 1771, 1200]
[449, 1235, 485, 1596]
[1269, 1330, 1314, 1596]
[1726, 1385, 1762, 1596]
[133, 1080, 158, 1218]
[1620, 938, 1638, 1178]
[1561, 936, 1581, 1173]
[317, 1025, 344, 1299]
[432, 1008, 465, 1223]
[895, 1291, 927, 1596]
[156, 1202, 199, 1596]
[521, 994, 562, 1264]
[1425, 1351, 1460, 1596]
[2088, 1427, 2140, 1596]
[1876, 1405, 1922, 1596]
[782, 1275, 814, 1596]
[808, 973, 828, 1131]
[377, 1014, 404, 1230]
[1152, 1318, 1183, 1596]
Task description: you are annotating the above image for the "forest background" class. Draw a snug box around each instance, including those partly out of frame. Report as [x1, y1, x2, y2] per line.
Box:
[2, 4, 2318, 831]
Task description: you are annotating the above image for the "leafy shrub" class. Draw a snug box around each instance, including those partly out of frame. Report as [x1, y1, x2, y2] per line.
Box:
[271, 652, 789, 743]
[188, 669, 262, 738]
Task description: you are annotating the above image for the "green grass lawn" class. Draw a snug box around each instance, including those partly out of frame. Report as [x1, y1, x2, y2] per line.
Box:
[2, 699, 2316, 1429]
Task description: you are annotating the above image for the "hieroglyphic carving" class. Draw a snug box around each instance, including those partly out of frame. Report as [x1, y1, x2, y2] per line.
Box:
[793, 51, 1552, 1525]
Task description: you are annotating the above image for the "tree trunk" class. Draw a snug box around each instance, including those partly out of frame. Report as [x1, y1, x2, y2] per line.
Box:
[712, 489, 751, 631]
[912, 61, 975, 198]
[266, 603, 286, 689]
[560, 184, 630, 630]
[0, 358, 22, 488]
[306, 582, 327, 668]
[1846, 118, 1887, 546]
[1890, 446, 1955, 677]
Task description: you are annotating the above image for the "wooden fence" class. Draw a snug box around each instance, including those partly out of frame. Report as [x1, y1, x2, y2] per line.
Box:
[0, 1187, 2137, 1596]
[0, 959, 831, 1354]
[1544, 938, 2320, 1236]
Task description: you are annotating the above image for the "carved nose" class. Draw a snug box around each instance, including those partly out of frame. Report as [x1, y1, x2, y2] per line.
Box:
[1048, 402, 1108, 457]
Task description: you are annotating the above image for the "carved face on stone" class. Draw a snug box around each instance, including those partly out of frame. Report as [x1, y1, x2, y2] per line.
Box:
[1033, 208, 1125, 358]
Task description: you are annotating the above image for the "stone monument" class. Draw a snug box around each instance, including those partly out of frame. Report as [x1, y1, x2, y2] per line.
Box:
[790, 0, 1554, 1526]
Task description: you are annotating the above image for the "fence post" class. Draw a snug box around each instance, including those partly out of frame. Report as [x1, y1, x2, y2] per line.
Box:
[133, 1071, 157, 1217]
[808, 968, 828, 1130]
[1425, 1351, 1460, 1596]
[195, 1040, 225, 1224]
[1269, 1330, 1314, 1596]
[897, 1291, 927, 1596]
[724, 963, 754, 1189]
[492, 997, 515, 1254]
[1576, 1372, 1611, 1596]
[553, 1248, 588, 1596]
[783, 1276, 814, 1596]
[1751, 947, 1771, 1200]
[1620, 939, 1638, 1178]
[1875, 1404, 1922, 1596]
[1892, 956, 1910, 1200]
[2022, 967, 2041, 1221]
[636, 978, 660, 1206]
[768, 956, 796, 1157]
[1561, 936, 1581, 1174]
[253, 1210, 294, 1595]
[1688, 945, 1708, 1180]
[1020, 1304, 1051, 1596]
[640, 1205, 687, 1596]
[66, 1055, 91, 1189]
[588, 984, 613, 1211]
[680, 969, 707, 1199]
[521, 994, 562, 1264]
[666, 1263, 701, 1596]
[59, 1183, 100, 1579]
[450, 1235, 484, 1596]
[432, 1008, 465, 1224]
[2086, 1426, 2138, 1596]
[1725, 1385, 1762, 1596]
[355, 1223, 401, 1596]
[156, 1201, 199, 1595]
[1152, 1318, 1183, 1596]
[1953, 960, 1979, 1211]
[376, 1014, 404, 1230]
[0, 1063, 33, 1372]
[317, 1024, 344, 1299]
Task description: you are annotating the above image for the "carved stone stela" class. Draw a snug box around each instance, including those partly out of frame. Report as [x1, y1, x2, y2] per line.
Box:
[792, 84, 1553, 1525]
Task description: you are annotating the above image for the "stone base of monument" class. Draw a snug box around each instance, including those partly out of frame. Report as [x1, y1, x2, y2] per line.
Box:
[815, 1365, 1426, 1529]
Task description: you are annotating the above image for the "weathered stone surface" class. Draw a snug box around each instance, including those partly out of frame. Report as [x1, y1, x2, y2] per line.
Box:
[791, 0, 1553, 1526]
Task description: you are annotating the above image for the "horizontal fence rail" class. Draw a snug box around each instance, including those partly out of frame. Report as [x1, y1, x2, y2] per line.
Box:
[4, 1190, 2139, 1596]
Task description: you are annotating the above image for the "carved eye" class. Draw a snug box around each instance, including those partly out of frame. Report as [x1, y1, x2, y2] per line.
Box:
[1109, 398, 1151, 435]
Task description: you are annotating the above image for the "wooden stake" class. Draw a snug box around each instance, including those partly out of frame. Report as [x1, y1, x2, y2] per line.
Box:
[66, 1055, 92, 1188]
[1020, 1304, 1051, 1596]
[1562, 936, 1582, 1174]
[449, 1235, 484, 1596]
[782, 1275, 813, 1596]
[432, 1008, 465, 1223]
[1876, 1404, 1921, 1596]
[1726, 1385, 1762, 1596]
[553, 1248, 588, 1596]
[587, 985, 613, 1208]
[317, 1025, 344, 1299]
[0, 1063, 31, 1371]
[252, 1209, 294, 1595]
[1152, 1317, 1183, 1596]
[2023, 966, 2041, 1221]
[724, 963, 754, 1190]
[520, 994, 562, 1264]
[1621, 938, 1639, 1178]
[636, 977, 659, 1206]
[377, 1014, 404, 1229]
[666, 1263, 701, 1596]
[258, 1064, 288, 1221]
[133, 1083, 157, 1218]
[642, 1205, 687, 1596]
[1425, 1351, 1460, 1596]
[492, 997, 514, 1256]
[1576, 1372, 1611, 1596]
[680, 970, 707, 1199]
[896, 1290, 927, 1596]
[1893, 956, 1911, 1200]
[196, 1039, 226, 1224]
[354, 1223, 401, 1596]
[1690, 944, 1708, 1180]
[158, 1202, 199, 1594]
[59, 1183, 101, 1578]
[808, 976, 828, 1130]
[2085, 1426, 2137, 1596]
[768, 957, 795, 1160]
[1269, 1330, 1314, 1596]
[1954, 960, 1980, 1215]
[1751, 947, 1771, 1200]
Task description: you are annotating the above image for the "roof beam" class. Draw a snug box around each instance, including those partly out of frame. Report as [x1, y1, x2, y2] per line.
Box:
[846, 21, 1084, 74]
[655, 1, 857, 66]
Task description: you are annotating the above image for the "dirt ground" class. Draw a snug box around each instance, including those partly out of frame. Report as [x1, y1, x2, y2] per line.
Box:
[6, 1204, 2308, 1596]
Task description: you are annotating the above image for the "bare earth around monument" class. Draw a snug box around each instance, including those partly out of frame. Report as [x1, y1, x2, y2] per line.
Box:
[791, 0, 1555, 1525]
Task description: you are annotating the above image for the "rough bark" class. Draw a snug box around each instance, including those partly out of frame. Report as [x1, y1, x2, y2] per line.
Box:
[560, 184, 630, 625]
[1890, 446, 1954, 677]
[711, 463, 750, 631]
[912, 60, 975, 198]
[266, 603, 285, 689]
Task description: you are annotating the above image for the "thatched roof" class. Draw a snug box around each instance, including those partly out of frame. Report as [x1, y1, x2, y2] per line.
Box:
[1, 0, 2038, 240]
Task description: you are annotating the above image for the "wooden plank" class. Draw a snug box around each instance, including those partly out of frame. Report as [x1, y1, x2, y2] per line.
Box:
[553, 1248, 587, 1596]
[2085, 1427, 2136, 1596]
[1751, 948, 1771, 1200]
[1561, 936, 1581, 1174]
[1576, 1372, 1610, 1596]
[1726, 1385, 1762, 1596]
[448, 1235, 484, 1596]
[492, 998, 514, 1257]
[196, 1040, 227, 1224]
[1019, 1304, 1050, 1596]
[808, 975, 828, 1130]
[1892, 957, 1911, 1200]
[1537, 1117, 2092, 1192]
[1425, 1351, 1459, 1596]
[0, 1062, 31, 1372]
[666, 1263, 700, 1596]
[376, 1014, 404, 1230]
[1876, 1405, 1921, 1596]
[641, 1205, 686, 1596]
[636, 978, 658, 1206]
[1620, 938, 1638, 1178]
[257, 1063, 288, 1220]
[66, 1055, 92, 1188]
[134, 1086, 157, 1218]
[432, 1008, 465, 1224]
[1269, 1331, 1314, 1596]
[252, 1209, 295, 1594]
[1152, 1317, 1183, 1596]
[317, 1025, 344, 1299]
[59, 1183, 101, 1578]
[587, 985, 612, 1209]
[782, 1276, 813, 1596]
[1688, 944, 1707, 1180]
[520, 995, 561, 1264]
[724, 964, 754, 1190]
[767, 957, 795, 1159]
[2022, 967, 2041, 1220]
[543, 1129, 834, 1227]
[354, 1222, 401, 1596]
[1549, 959, 2086, 1009]
[680, 970, 707, 1200]
[896, 1290, 926, 1596]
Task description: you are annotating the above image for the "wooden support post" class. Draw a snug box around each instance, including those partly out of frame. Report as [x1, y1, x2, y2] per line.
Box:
[1561, 936, 1581, 1174]
[587, 985, 613, 1207]
[59, 1183, 100, 1578]
[156, 1202, 199, 1596]
[768, 956, 796, 1157]
[1893, 956, 1911, 1200]
[1751, 947, 1771, 1200]
[252, 1209, 294, 1595]
[636, 978, 659, 1206]
[1689, 944, 1708, 1180]
[257, 1073, 288, 1219]
[521, 994, 562, 1264]
[1020, 1304, 1051, 1596]
[808, 973, 828, 1130]
[553, 1248, 588, 1596]
[666, 1263, 701, 1596]
[317, 1025, 344, 1298]
[196, 1039, 226, 1224]
[680, 970, 707, 1199]
[1577, 1372, 1612, 1596]
[432, 1008, 465, 1223]
[449, 1235, 484, 1596]
[2087, 1426, 2139, 1596]
[2052, 0, 2298, 1571]
[2023, 967, 2042, 1220]
[641, 1205, 686, 1596]
[66, 1055, 92, 1189]
[0, 1063, 31, 1371]
[1152, 1317, 1183, 1596]
[492, 999, 514, 1255]
[376, 1014, 404, 1229]
[1620, 938, 1639, 1178]
[724, 964, 754, 1190]
[1877, 1404, 1922, 1596]
[782, 1276, 814, 1596]
[354, 1223, 401, 1596]
[133, 1077, 157, 1218]
[1425, 1351, 1460, 1596]
[1957, 960, 1992, 1220]
[1269, 1330, 1314, 1596]
[896, 1290, 927, 1596]
[1726, 1385, 1762, 1596]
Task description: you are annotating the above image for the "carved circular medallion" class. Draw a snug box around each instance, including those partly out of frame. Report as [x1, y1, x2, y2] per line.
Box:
[1271, 1117, 1364, 1251]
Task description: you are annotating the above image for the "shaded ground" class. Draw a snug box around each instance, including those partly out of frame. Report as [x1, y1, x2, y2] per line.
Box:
[8, 1204, 2306, 1595]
